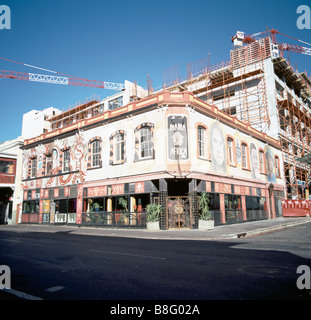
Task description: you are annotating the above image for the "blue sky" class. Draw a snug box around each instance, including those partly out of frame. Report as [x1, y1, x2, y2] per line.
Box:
[0, 0, 310, 141]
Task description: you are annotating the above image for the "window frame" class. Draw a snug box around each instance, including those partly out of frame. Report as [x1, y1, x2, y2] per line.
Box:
[139, 126, 152, 159]
[241, 141, 250, 170]
[274, 155, 281, 178]
[31, 157, 37, 178]
[113, 132, 125, 164]
[45, 154, 52, 176]
[91, 140, 101, 168]
[62, 149, 71, 173]
[226, 135, 236, 166]
[197, 125, 208, 159]
[258, 149, 266, 174]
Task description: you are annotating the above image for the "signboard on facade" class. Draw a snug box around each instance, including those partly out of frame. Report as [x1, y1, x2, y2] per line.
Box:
[167, 115, 188, 160]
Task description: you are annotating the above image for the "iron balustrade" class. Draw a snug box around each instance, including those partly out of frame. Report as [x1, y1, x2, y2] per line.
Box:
[82, 211, 147, 227]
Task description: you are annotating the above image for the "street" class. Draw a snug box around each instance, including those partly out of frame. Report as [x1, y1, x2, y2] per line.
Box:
[0, 223, 311, 302]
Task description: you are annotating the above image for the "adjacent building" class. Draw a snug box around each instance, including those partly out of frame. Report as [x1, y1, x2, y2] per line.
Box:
[0, 136, 24, 224]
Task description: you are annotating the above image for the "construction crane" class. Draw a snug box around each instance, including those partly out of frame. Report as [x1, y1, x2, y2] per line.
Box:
[0, 57, 125, 91]
[232, 29, 311, 56]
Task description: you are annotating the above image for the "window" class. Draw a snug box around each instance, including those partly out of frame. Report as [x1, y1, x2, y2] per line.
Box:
[63, 150, 70, 173]
[227, 137, 234, 164]
[114, 132, 125, 164]
[140, 127, 152, 159]
[91, 140, 101, 167]
[275, 155, 280, 178]
[241, 143, 248, 169]
[31, 158, 37, 178]
[198, 126, 207, 158]
[46, 155, 52, 176]
[0, 160, 14, 174]
[108, 96, 123, 110]
[259, 150, 265, 173]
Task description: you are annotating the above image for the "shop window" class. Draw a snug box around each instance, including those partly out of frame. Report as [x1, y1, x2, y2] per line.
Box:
[23, 200, 39, 213]
[245, 196, 268, 221]
[224, 194, 243, 224]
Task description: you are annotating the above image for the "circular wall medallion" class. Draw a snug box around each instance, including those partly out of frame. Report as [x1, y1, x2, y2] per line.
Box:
[174, 203, 184, 214]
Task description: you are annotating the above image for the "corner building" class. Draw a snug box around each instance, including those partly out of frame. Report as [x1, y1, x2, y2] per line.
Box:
[21, 91, 284, 229]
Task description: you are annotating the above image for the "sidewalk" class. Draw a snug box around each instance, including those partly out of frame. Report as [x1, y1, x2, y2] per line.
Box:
[1, 217, 310, 240]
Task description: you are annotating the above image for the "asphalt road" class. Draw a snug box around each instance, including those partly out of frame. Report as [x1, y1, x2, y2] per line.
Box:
[0, 223, 311, 302]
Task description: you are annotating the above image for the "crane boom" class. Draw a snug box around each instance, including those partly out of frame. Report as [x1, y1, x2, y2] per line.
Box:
[279, 43, 311, 56]
[0, 69, 125, 91]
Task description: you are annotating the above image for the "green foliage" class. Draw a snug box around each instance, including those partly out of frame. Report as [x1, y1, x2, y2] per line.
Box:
[117, 197, 128, 211]
[146, 203, 163, 222]
[198, 192, 211, 220]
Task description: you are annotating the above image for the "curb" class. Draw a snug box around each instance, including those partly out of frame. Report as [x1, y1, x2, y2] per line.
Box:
[233, 219, 311, 239]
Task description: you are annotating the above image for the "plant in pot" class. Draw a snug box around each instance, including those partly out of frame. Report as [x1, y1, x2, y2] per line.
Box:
[117, 197, 129, 225]
[146, 203, 162, 231]
[93, 202, 102, 212]
[198, 192, 214, 230]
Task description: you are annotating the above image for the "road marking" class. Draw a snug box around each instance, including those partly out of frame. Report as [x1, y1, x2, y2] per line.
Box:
[3, 288, 43, 300]
[45, 286, 65, 293]
[90, 249, 167, 260]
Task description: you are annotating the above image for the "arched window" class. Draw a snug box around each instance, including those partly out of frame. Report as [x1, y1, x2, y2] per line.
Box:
[197, 125, 207, 159]
[134, 123, 154, 161]
[140, 126, 152, 159]
[241, 142, 249, 169]
[31, 157, 37, 178]
[259, 149, 265, 173]
[275, 155, 280, 178]
[91, 140, 101, 167]
[114, 132, 125, 164]
[87, 137, 102, 169]
[62, 149, 71, 173]
[109, 130, 127, 165]
[227, 137, 235, 165]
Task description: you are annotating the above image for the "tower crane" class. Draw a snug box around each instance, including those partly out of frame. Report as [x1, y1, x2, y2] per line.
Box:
[0, 57, 125, 91]
[231, 29, 311, 56]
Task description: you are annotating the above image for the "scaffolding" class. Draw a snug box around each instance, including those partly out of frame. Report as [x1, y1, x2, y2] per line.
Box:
[158, 36, 311, 199]
[274, 56, 311, 199]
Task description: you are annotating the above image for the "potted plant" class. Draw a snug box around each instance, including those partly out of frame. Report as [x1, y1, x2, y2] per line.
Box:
[146, 203, 162, 231]
[117, 197, 129, 225]
[93, 202, 102, 212]
[198, 192, 214, 230]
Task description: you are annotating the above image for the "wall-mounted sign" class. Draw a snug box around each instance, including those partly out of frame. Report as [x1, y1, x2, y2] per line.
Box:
[168, 115, 188, 160]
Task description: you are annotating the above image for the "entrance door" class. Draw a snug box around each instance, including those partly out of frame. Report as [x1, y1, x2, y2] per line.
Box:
[167, 196, 191, 229]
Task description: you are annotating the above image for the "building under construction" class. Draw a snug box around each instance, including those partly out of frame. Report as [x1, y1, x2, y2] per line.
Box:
[161, 30, 311, 200]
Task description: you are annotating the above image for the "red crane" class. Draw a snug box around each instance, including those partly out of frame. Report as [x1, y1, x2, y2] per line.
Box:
[232, 29, 311, 56]
[0, 57, 125, 91]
